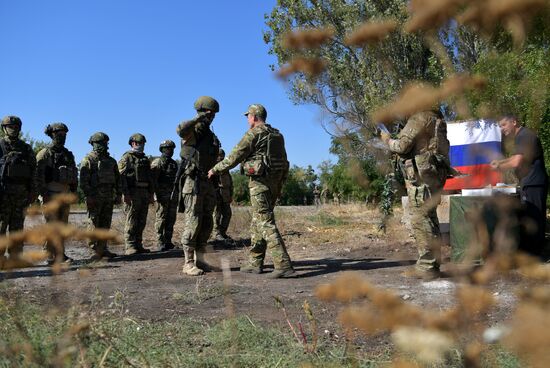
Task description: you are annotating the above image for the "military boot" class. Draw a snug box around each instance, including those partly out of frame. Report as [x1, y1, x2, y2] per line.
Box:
[269, 267, 296, 279]
[240, 263, 262, 274]
[182, 249, 204, 276]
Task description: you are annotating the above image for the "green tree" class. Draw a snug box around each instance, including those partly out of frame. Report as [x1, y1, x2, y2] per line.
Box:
[280, 165, 318, 205]
[231, 170, 250, 205]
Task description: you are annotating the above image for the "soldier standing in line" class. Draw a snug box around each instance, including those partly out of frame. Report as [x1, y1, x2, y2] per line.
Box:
[177, 96, 221, 276]
[118, 133, 154, 255]
[208, 104, 294, 278]
[151, 140, 178, 251]
[80, 132, 122, 260]
[0, 116, 36, 260]
[320, 186, 328, 205]
[212, 149, 233, 241]
[381, 109, 450, 279]
[36, 123, 78, 263]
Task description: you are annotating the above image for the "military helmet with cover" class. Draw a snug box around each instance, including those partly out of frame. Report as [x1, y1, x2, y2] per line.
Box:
[244, 104, 267, 121]
[159, 139, 176, 151]
[45, 122, 69, 137]
[194, 96, 220, 113]
[88, 132, 110, 145]
[128, 133, 146, 145]
[1, 115, 22, 127]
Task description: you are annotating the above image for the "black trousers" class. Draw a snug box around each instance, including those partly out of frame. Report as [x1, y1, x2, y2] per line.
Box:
[520, 184, 548, 257]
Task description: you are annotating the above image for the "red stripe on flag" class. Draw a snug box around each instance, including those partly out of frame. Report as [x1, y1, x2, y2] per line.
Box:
[443, 164, 503, 191]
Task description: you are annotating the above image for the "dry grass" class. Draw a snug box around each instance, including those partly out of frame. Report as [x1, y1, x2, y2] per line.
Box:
[277, 57, 327, 78]
[344, 20, 398, 46]
[282, 27, 335, 50]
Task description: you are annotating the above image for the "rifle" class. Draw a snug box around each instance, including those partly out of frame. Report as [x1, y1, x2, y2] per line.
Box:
[170, 158, 186, 203]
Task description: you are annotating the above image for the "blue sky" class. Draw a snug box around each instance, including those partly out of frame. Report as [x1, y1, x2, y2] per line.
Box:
[0, 0, 333, 169]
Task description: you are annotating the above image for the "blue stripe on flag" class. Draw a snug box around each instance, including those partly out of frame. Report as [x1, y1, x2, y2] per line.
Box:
[449, 141, 502, 167]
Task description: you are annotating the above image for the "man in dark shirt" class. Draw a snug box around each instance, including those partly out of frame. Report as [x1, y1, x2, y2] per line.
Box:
[491, 115, 548, 256]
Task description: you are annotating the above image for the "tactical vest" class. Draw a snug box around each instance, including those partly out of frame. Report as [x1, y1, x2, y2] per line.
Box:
[0, 139, 33, 183]
[180, 124, 220, 177]
[157, 157, 178, 184]
[242, 125, 289, 177]
[44, 147, 78, 185]
[124, 152, 151, 187]
[86, 152, 117, 186]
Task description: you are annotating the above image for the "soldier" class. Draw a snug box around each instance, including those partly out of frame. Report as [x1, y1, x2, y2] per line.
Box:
[151, 140, 178, 251]
[208, 104, 294, 278]
[0, 116, 36, 259]
[320, 186, 328, 205]
[381, 109, 450, 279]
[118, 133, 154, 255]
[212, 149, 233, 241]
[313, 185, 321, 207]
[80, 132, 122, 260]
[36, 123, 78, 263]
[176, 96, 221, 276]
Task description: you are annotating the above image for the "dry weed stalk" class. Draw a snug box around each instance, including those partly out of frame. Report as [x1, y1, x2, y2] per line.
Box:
[277, 57, 327, 78]
[282, 27, 335, 50]
[404, 0, 465, 33]
[371, 74, 486, 123]
[344, 20, 398, 46]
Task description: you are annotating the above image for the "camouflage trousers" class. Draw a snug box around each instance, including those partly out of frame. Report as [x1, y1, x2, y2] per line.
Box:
[0, 184, 29, 256]
[180, 180, 216, 252]
[248, 191, 292, 270]
[43, 190, 71, 259]
[124, 187, 150, 250]
[87, 186, 115, 254]
[407, 182, 441, 271]
[213, 193, 232, 236]
[155, 192, 177, 246]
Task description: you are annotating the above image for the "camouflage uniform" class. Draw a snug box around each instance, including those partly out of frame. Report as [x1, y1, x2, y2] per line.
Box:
[36, 123, 78, 261]
[80, 132, 122, 258]
[177, 96, 221, 275]
[313, 186, 321, 207]
[386, 110, 449, 272]
[118, 134, 154, 254]
[0, 116, 36, 258]
[213, 150, 233, 240]
[151, 140, 178, 251]
[211, 104, 292, 276]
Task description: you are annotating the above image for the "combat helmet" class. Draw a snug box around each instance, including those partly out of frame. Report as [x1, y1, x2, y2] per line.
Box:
[194, 96, 220, 113]
[128, 133, 146, 145]
[45, 123, 69, 137]
[1, 115, 22, 127]
[88, 132, 110, 145]
[159, 139, 176, 152]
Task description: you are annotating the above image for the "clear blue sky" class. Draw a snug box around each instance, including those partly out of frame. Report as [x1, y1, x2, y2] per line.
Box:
[0, 0, 333, 169]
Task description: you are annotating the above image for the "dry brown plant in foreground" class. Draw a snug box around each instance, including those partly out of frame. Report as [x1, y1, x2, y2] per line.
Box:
[344, 20, 398, 46]
[277, 57, 327, 78]
[0, 194, 122, 273]
[282, 27, 335, 50]
[371, 74, 486, 123]
[404, 0, 465, 33]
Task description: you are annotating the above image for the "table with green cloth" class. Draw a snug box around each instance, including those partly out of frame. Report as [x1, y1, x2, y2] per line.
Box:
[450, 195, 521, 262]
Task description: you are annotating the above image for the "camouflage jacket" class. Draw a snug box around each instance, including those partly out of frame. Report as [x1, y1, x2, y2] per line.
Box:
[35, 144, 78, 196]
[176, 119, 220, 176]
[0, 137, 36, 195]
[117, 150, 154, 196]
[80, 151, 122, 198]
[211, 123, 288, 197]
[151, 155, 178, 195]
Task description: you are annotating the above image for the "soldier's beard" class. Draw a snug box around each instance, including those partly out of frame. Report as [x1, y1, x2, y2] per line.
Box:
[3, 127, 20, 139]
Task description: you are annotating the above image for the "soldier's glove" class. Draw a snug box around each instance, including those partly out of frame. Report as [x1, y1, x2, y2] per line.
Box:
[123, 194, 132, 205]
[149, 194, 155, 204]
[380, 131, 391, 144]
[114, 195, 122, 205]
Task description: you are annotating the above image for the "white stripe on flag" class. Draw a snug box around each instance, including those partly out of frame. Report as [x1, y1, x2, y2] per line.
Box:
[447, 119, 501, 146]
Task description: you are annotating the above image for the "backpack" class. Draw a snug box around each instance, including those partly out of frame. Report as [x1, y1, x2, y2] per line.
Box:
[0, 139, 33, 183]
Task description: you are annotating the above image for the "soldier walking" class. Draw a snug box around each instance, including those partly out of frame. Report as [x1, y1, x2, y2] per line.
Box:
[80, 132, 122, 260]
[151, 140, 178, 251]
[212, 149, 233, 241]
[208, 104, 294, 278]
[177, 96, 221, 276]
[0, 116, 36, 259]
[118, 133, 154, 255]
[381, 109, 450, 279]
[36, 123, 78, 263]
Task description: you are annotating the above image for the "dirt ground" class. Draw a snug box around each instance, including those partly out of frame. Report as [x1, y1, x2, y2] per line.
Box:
[1, 205, 521, 338]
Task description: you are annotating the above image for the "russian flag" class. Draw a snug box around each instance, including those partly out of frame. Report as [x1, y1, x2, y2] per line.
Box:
[444, 120, 503, 191]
